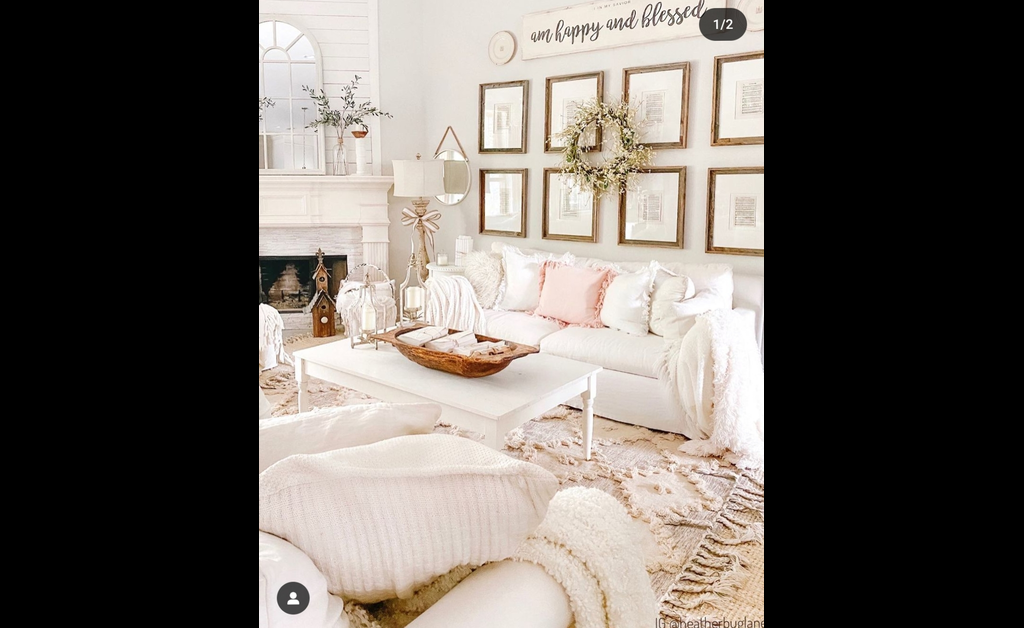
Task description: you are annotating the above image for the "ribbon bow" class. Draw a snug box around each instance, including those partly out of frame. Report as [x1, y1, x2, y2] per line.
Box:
[402, 207, 442, 251]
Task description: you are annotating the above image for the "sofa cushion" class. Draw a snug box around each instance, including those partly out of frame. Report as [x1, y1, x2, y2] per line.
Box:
[536, 262, 615, 327]
[258, 403, 442, 473]
[540, 327, 668, 379]
[464, 251, 504, 309]
[484, 310, 564, 347]
[497, 246, 574, 312]
[258, 434, 560, 604]
[601, 264, 656, 337]
[259, 532, 348, 628]
[649, 275, 696, 338]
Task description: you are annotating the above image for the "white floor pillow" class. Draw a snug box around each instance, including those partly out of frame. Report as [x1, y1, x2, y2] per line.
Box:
[259, 434, 559, 604]
[259, 403, 442, 473]
[259, 532, 349, 628]
[259, 387, 272, 421]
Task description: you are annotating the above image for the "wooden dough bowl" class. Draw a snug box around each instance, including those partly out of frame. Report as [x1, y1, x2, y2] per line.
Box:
[372, 325, 539, 378]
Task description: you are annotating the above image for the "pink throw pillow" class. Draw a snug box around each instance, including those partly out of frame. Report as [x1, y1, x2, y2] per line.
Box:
[535, 262, 617, 327]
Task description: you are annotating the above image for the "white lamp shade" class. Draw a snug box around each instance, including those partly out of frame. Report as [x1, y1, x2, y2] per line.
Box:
[393, 159, 446, 198]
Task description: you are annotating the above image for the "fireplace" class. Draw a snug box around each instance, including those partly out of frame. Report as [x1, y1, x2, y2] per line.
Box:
[259, 255, 348, 312]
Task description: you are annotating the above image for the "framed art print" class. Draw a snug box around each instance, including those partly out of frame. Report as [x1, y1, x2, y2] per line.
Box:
[624, 63, 691, 149]
[707, 167, 764, 257]
[619, 167, 686, 249]
[479, 169, 528, 238]
[545, 72, 604, 153]
[712, 51, 764, 146]
[479, 81, 529, 154]
[543, 168, 597, 243]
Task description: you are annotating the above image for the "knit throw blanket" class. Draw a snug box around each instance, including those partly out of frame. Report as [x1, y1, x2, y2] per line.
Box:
[663, 309, 765, 469]
[424, 276, 487, 334]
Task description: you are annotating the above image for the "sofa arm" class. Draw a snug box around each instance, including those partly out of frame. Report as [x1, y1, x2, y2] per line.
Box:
[407, 561, 571, 628]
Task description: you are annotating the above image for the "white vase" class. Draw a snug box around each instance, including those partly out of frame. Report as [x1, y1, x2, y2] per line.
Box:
[354, 134, 371, 176]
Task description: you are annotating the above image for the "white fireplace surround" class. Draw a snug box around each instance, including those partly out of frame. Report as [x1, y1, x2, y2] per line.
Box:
[259, 176, 395, 279]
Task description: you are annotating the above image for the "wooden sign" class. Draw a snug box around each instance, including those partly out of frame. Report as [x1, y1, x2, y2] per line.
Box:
[522, 0, 726, 60]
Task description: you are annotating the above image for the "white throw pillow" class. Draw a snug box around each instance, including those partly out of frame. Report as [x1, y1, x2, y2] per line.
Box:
[650, 276, 697, 338]
[463, 251, 504, 309]
[653, 289, 721, 340]
[259, 434, 559, 604]
[259, 387, 272, 421]
[259, 532, 349, 628]
[600, 264, 656, 337]
[497, 247, 574, 312]
[258, 403, 442, 473]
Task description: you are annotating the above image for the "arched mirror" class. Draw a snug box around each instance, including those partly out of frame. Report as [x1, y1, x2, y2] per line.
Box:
[433, 127, 471, 206]
[259, 20, 322, 173]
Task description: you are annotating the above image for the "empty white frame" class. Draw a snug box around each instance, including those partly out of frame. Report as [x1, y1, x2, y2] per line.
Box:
[480, 170, 528, 238]
[543, 169, 597, 243]
[480, 81, 529, 154]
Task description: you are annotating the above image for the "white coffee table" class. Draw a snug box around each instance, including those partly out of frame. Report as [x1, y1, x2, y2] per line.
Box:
[293, 341, 603, 459]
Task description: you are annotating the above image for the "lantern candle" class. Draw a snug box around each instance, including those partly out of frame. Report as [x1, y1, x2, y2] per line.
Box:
[361, 301, 377, 332]
[405, 287, 425, 310]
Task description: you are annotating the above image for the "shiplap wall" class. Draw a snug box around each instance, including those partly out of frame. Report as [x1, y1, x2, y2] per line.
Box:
[259, 0, 382, 174]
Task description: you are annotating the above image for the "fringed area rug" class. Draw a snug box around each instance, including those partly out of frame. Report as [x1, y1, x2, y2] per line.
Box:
[261, 338, 764, 626]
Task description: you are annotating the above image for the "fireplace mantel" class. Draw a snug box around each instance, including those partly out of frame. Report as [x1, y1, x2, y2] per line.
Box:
[259, 175, 394, 277]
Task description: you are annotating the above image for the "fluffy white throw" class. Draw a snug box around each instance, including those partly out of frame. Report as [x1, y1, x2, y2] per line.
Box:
[663, 309, 764, 468]
[259, 304, 293, 371]
[425, 276, 487, 335]
[513, 487, 657, 628]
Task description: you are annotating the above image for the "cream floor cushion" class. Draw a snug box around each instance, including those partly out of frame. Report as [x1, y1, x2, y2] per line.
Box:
[540, 327, 668, 379]
[484, 310, 564, 346]
[259, 531, 348, 628]
[258, 434, 559, 604]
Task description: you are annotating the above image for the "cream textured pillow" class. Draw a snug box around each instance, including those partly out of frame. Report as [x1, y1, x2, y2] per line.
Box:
[601, 264, 656, 337]
[258, 403, 442, 473]
[463, 251, 504, 309]
[259, 386, 272, 421]
[650, 276, 697, 338]
[497, 247, 574, 312]
[259, 434, 559, 604]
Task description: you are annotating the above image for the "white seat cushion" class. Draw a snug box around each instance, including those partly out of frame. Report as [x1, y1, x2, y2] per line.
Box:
[540, 327, 667, 378]
[484, 310, 564, 347]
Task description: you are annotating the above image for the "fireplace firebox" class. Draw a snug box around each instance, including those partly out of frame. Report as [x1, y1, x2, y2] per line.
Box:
[259, 255, 347, 312]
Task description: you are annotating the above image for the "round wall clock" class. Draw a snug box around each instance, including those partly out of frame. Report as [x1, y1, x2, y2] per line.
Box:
[488, 31, 517, 65]
[739, 0, 765, 31]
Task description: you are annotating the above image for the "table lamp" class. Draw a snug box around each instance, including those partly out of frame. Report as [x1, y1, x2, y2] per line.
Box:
[393, 154, 446, 282]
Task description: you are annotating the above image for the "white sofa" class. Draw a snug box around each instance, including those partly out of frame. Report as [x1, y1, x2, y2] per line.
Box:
[455, 243, 764, 435]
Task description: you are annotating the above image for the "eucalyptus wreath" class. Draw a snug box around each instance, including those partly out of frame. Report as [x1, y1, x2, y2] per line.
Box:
[557, 100, 655, 197]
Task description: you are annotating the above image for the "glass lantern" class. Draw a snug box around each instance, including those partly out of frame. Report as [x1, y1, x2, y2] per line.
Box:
[347, 264, 390, 349]
[399, 254, 427, 327]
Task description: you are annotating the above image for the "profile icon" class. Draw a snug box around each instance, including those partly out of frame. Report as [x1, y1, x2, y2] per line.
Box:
[277, 582, 310, 615]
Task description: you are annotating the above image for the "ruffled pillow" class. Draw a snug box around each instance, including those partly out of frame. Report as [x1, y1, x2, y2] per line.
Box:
[534, 261, 616, 328]
[463, 251, 504, 309]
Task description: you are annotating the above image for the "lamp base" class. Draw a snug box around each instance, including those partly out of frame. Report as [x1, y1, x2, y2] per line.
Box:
[412, 198, 432, 283]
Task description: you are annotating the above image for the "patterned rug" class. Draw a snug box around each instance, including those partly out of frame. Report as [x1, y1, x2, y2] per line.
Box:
[261, 338, 764, 625]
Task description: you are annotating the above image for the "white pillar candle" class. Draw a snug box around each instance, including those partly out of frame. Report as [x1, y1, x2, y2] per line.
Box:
[406, 287, 425, 310]
[361, 301, 377, 332]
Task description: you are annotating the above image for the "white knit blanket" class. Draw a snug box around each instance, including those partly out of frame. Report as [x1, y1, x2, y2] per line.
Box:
[513, 487, 657, 628]
[259, 304, 293, 371]
[663, 309, 764, 468]
[425, 276, 487, 334]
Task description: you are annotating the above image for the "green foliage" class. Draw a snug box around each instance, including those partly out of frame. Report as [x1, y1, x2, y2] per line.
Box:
[556, 100, 655, 198]
[258, 97, 275, 121]
[302, 77, 394, 134]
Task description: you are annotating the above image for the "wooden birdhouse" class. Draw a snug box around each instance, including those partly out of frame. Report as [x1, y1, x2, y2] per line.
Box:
[310, 249, 337, 338]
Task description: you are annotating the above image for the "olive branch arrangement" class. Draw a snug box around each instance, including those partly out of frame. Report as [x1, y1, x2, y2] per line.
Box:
[302, 77, 393, 135]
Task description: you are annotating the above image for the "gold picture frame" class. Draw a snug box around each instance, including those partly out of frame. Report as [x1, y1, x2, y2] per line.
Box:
[479, 81, 529, 154]
[545, 72, 604, 154]
[479, 169, 528, 238]
[619, 167, 686, 249]
[623, 63, 691, 150]
[712, 51, 765, 147]
[543, 168, 598, 243]
[707, 167, 764, 257]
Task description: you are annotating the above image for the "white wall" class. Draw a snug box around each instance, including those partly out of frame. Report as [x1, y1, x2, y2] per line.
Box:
[381, 0, 764, 279]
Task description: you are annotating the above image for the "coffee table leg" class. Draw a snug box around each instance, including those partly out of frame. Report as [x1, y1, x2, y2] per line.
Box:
[296, 358, 310, 413]
[582, 375, 597, 461]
